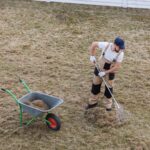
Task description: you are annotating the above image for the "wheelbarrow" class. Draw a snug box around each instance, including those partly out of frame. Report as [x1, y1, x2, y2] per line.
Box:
[0, 79, 63, 131]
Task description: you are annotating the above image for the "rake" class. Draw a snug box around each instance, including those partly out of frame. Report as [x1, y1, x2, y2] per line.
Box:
[95, 63, 125, 122]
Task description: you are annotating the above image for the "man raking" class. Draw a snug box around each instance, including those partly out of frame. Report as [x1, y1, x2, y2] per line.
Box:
[85, 37, 125, 111]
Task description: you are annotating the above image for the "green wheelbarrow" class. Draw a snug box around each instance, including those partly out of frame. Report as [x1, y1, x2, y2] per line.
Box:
[0, 79, 63, 131]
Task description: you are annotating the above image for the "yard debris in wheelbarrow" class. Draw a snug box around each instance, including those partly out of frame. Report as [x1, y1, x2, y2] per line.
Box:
[0, 79, 63, 131]
[23, 99, 49, 110]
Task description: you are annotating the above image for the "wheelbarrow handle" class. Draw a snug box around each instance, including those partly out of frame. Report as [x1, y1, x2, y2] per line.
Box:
[19, 78, 22, 83]
[0, 88, 6, 92]
[0, 88, 18, 104]
[18, 78, 31, 93]
[19, 78, 24, 83]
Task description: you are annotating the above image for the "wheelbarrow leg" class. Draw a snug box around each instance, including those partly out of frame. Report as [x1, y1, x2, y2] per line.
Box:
[19, 104, 23, 127]
[25, 117, 36, 126]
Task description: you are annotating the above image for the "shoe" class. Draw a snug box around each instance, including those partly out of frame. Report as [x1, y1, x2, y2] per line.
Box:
[106, 108, 112, 111]
[85, 103, 98, 110]
[105, 98, 112, 111]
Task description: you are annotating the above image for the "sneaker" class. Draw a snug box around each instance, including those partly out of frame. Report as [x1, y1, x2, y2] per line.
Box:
[106, 108, 112, 111]
[85, 103, 98, 110]
[105, 98, 112, 111]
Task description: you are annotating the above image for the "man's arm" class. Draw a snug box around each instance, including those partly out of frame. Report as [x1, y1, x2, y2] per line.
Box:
[89, 42, 99, 56]
[105, 62, 121, 74]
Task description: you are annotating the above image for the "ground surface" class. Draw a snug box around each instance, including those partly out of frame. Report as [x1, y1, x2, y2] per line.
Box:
[0, 0, 150, 149]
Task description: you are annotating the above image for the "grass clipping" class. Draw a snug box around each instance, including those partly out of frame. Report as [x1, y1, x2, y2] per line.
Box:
[84, 107, 127, 128]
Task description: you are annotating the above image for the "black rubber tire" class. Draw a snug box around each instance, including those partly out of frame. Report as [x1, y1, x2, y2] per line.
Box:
[45, 113, 61, 131]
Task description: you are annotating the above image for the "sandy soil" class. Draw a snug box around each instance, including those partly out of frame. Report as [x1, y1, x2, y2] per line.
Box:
[0, 0, 150, 149]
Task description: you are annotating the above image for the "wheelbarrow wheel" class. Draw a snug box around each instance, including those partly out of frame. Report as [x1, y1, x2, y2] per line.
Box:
[45, 113, 61, 131]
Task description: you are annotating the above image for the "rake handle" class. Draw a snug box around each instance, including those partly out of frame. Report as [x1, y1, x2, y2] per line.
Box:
[95, 63, 120, 109]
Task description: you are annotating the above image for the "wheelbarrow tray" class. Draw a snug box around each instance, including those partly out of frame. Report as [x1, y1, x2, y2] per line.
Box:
[18, 91, 63, 117]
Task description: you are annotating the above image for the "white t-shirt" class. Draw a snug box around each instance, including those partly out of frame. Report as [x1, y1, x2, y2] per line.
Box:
[98, 42, 124, 63]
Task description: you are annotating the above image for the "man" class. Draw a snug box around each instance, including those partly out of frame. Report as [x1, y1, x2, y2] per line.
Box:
[86, 37, 125, 111]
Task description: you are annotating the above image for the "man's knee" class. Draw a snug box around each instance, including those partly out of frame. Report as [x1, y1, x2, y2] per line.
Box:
[91, 83, 101, 95]
[104, 86, 113, 98]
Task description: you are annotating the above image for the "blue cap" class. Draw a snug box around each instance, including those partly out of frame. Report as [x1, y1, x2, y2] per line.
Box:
[114, 37, 125, 49]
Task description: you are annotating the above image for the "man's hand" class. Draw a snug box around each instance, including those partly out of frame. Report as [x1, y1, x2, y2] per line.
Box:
[90, 56, 96, 63]
[98, 71, 106, 77]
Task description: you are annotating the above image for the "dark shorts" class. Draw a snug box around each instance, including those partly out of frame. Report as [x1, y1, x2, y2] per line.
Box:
[94, 62, 115, 80]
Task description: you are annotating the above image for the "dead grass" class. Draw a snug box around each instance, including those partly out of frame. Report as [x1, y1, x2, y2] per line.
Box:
[0, 0, 150, 149]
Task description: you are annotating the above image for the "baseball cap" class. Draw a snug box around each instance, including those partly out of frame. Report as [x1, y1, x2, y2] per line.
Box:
[114, 37, 125, 49]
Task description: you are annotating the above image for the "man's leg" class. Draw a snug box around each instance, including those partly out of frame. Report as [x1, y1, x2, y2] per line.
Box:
[86, 67, 102, 109]
[104, 73, 115, 111]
